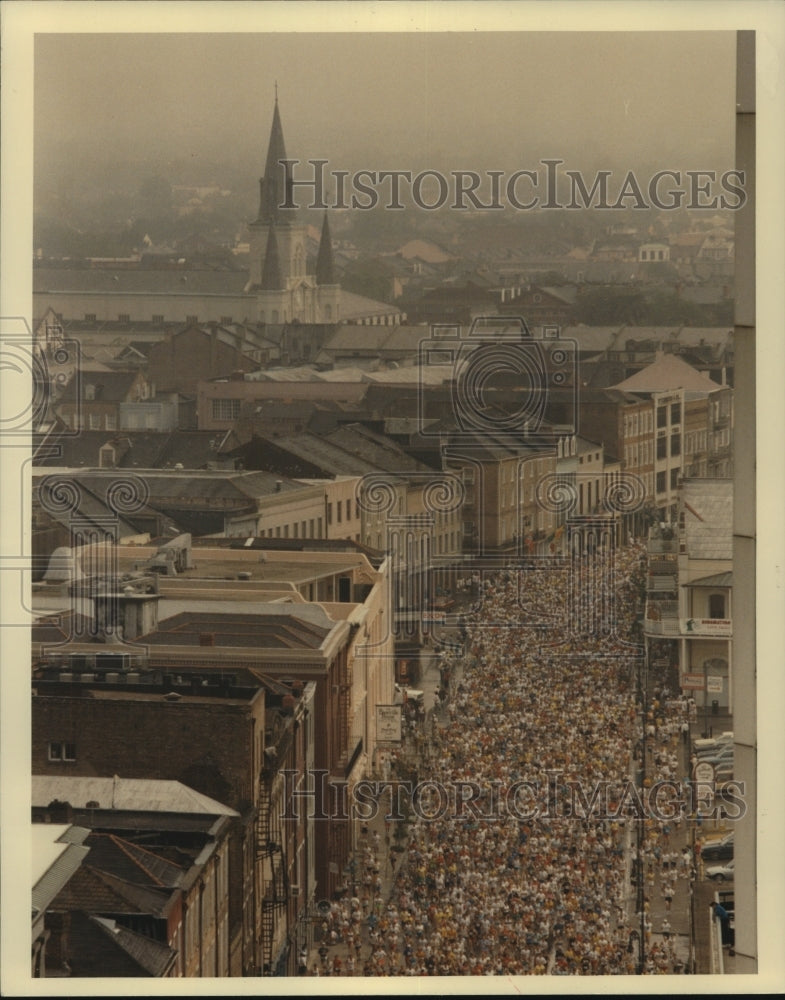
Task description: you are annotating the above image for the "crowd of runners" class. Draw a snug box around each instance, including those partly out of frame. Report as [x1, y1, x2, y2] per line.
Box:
[313, 538, 700, 976]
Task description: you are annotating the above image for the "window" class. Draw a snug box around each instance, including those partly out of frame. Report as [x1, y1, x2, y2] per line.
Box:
[657, 437, 667, 460]
[656, 471, 666, 493]
[346, 498, 352, 521]
[152, 314, 164, 324]
[670, 434, 681, 457]
[709, 593, 726, 619]
[327, 503, 333, 526]
[657, 406, 667, 429]
[118, 313, 130, 323]
[220, 316, 233, 325]
[670, 402, 680, 425]
[48, 741, 76, 762]
[211, 399, 241, 421]
[106, 413, 117, 431]
[186, 315, 198, 323]
[670, 468, 680, 489]
[84, 313, 96, 322]
[89, 413, 102, 430]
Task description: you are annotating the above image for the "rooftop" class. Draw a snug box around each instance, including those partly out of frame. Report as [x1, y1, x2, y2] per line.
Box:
[31, 775, 239, 816]
[32, 824, 91, 918]
[609, 353, 723, 394]
[143, 607, 333, 649]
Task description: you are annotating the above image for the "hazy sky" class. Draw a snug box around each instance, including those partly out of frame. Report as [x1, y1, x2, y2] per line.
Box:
[34, 31, 736, 190]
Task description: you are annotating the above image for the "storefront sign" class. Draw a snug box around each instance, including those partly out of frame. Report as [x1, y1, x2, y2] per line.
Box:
[682, 618, 732, 636]
[423, 611, 447, 624]
[376, 704, 402, 743]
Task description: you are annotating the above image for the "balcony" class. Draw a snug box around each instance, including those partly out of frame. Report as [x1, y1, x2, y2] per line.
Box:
[647, 556, 678, 592]
[647, 537, 678, 555]
[644, 599, 680, 636]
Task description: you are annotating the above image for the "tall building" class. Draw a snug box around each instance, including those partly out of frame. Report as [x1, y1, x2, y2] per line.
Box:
[246, 96, 342, 325]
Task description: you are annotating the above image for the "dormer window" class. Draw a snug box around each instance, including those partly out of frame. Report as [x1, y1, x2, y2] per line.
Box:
[85, 384, 96, 401]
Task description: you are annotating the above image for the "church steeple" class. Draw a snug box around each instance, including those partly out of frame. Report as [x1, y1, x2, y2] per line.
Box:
[260, 223, 283, 290]
[315, 212, 335, 285]
[257, 92, 292, 224]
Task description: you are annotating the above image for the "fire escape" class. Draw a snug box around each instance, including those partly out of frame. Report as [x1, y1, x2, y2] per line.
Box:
[257, 735, 290, 974]
[330, 650, 354, 892]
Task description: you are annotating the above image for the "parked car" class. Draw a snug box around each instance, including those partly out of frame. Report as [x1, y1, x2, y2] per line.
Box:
[706, 859, 735, 881]
[701, 832, 734, 862]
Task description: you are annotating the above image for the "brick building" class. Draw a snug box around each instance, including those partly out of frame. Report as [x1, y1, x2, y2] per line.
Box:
[32, 678, 266, 975]
[32, 776, 237, 977]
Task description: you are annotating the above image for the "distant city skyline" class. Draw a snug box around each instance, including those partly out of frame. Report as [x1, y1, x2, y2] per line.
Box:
[34, 31, 736, 199]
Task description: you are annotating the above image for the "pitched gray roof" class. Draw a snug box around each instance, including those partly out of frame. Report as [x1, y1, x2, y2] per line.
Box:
[90, 916, 177, 976]
[32, 775, 238, 816]
[683, 571, 733, 588]
[32, 824, 91, 918]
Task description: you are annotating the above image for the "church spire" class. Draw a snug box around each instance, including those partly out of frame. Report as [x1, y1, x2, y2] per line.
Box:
[315, 212, 335, 285]
[257, 91, 291, 224]
[260, 223, 283, 290]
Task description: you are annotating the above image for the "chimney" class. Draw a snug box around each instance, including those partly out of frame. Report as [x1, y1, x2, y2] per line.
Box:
[46, 799, 74, 824]
[275, 480, 283, 492]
